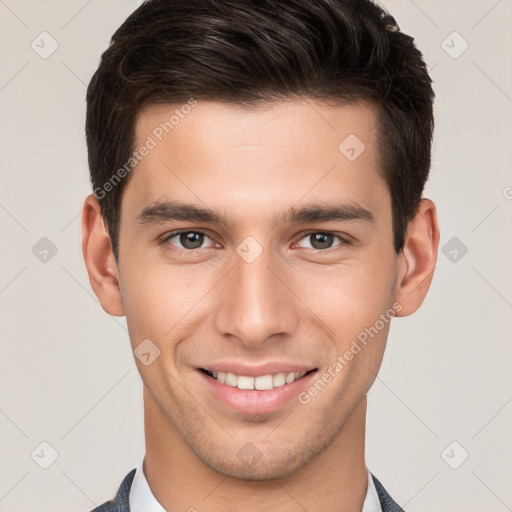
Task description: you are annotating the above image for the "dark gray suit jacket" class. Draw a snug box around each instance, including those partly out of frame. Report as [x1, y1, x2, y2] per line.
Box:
[91, 469, 404, 511]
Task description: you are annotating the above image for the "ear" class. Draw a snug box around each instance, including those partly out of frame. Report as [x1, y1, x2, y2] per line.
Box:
[81, 194, 125, 316]
[393, 198, 440, 317]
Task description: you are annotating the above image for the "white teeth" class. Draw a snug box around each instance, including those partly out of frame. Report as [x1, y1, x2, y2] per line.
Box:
[285, 372, 296, 384]
[237, 375, 255, 390]
[273, 373, 286, 387]
[208, 370, 311, 389]
[225, 372, 237, 386]
[255, 375, 274, 390]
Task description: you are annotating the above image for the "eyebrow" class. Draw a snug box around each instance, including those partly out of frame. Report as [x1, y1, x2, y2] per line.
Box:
[136, 199, 375, 228]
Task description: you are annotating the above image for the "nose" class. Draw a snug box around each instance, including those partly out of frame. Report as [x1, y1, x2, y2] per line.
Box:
[213, 243, 299, 348]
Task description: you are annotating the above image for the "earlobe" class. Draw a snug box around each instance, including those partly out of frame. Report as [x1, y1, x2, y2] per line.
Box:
[393, 198, 440, 317]
[81, 195, 125, 316]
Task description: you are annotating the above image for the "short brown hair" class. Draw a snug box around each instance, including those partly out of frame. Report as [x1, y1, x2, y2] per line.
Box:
[86, 0, 435, 260]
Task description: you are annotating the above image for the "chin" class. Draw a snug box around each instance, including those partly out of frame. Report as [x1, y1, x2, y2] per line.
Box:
[208, 453, 310, 481]
[194, 431, 335, 482]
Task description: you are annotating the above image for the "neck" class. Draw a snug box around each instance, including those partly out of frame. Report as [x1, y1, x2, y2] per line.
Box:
[143, 388, 368, 512]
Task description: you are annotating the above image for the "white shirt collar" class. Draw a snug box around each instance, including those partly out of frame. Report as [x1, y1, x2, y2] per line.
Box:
[362, 469, 383, 512]
[129, 459, 382, 512]
[129, 461, 166, 512]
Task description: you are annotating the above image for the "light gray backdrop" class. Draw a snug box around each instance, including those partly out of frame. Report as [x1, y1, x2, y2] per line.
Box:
[1, 0, 511, 511]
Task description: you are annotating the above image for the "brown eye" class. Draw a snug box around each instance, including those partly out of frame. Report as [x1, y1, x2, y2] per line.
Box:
[296, 232, 347, 251]
[309, 233, 334, 250]
[163, 230, 214, 250]
[179, 232, 204, 249]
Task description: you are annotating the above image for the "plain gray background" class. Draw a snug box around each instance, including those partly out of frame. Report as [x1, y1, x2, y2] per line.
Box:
[1, 0, 511, 511]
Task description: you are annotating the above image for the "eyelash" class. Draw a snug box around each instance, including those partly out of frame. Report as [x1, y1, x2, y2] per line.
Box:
[158, 229, 352, 255]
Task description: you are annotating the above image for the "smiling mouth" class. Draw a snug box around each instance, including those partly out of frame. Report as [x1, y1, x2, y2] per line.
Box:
[200, 368, 317, 391]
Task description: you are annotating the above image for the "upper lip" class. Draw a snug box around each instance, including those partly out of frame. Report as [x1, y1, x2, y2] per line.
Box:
[199, 362, 317, 377]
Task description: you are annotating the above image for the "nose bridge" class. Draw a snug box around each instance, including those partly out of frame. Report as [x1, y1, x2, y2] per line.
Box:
[214, 242, 298, 346]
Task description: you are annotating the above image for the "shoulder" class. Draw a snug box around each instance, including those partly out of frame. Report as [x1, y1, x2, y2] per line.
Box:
[90, 468, 136, 512]
[371, 473, 405, 512]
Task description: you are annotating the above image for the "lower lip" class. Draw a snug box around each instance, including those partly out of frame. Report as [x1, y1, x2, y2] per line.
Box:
[197, 370, 318, 415]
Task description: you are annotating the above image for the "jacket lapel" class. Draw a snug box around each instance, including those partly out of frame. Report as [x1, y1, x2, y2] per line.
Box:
[371, 473, 405, 512]
[91, 468, 136, 512]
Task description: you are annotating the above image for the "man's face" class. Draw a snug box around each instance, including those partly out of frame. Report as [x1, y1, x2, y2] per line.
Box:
[117, 99, 399, 479]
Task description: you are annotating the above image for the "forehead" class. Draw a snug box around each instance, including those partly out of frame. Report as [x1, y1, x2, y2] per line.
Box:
[124, 99, 388, 224]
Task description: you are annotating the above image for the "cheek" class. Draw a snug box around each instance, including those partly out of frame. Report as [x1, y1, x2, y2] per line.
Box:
[299, 258, 395, 335]
[120, 260, 215, 345]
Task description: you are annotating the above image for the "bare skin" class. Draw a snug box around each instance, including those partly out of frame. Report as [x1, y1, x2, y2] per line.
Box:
[82, 99, 439, 511]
